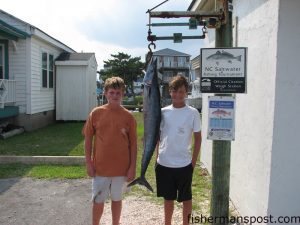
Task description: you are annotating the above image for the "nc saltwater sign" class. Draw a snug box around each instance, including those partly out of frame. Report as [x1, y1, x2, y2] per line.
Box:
[201, 48, 247, 93]
[208, 96, 235, 141]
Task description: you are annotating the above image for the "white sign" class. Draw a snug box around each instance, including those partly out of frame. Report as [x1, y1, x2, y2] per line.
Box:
[201, 47, 247, 93]
[208, 96, 235, 141]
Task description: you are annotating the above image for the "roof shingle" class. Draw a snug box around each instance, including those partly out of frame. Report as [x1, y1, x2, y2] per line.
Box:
[153, 48, 190, 57]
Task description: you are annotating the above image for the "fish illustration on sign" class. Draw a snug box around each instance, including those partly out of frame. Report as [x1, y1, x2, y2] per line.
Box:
[207, 50, 242, 65]
[212, 109, 231, 117]
[127, 58, 161, 192]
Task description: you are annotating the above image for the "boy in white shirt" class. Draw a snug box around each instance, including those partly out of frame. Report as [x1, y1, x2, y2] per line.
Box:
[155, 75, 202, 225]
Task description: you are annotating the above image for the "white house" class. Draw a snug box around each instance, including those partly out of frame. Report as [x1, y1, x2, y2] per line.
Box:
[152, 48, 191, 106]
[0, 9, 88, 131]
[133, 77, 143, 95]
[189, 0, 300, 223]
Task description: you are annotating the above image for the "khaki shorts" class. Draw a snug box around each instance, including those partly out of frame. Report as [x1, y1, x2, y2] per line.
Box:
[92, 176, 128, 203]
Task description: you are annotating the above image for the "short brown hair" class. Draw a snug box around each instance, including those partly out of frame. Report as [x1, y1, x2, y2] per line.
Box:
[169, 75, 188, 92]
[104, 76, 125, 92]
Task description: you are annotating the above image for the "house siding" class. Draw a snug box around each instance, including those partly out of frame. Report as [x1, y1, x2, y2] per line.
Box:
[268, 0, 300, 219]
[229, 0, 279, 217]
[8, 38, 27, 114]
[55, 54, 97, 121]
[30, 36, 62, 114]
[56, 65, 86, 120]
[87, 57, 97, 113]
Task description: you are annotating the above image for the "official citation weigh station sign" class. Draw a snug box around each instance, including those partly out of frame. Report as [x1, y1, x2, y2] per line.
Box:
[208, 96, 235, 141]
[200, 48, 247, 93]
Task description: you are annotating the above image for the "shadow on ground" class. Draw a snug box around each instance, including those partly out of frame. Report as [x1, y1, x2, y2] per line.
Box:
[0, 177, 22, 194]
[0, 164, 35, 193]
[0, 178, 91, 225]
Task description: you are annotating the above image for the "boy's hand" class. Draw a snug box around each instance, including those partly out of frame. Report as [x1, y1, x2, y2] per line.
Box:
[126, 166, 136, 182]
[86, 161, 95, 177]
[191, 159, 197, 168]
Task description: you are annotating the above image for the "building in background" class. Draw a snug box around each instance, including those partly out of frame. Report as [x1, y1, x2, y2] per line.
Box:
[152, 48, 190, 106]
[55, 53, 97, 121]
[133, 77, 143, 95]
[186, 55, 202, 111]
[0, 9, 97, 130]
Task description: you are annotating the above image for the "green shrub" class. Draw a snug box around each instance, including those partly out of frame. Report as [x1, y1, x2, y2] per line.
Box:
[134, 96, 143, 105]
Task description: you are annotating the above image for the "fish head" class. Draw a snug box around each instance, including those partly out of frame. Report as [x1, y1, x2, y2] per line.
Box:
[143, 58, 158, 87]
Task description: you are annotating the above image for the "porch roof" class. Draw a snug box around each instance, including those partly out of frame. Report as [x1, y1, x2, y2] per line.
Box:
[0, 19, 30, 41]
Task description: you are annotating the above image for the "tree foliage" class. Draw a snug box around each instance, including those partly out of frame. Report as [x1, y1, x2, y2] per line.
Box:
[100, 52, 145, 95]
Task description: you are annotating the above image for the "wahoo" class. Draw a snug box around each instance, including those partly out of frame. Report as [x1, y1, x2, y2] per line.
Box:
[128, 58, 161, 192]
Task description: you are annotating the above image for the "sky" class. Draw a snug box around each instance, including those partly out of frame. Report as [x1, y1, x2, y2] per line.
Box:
[1, 0, 205, 69]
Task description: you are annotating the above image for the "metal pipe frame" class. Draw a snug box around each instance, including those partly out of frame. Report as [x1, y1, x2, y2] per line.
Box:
[149, 11, 222, 18]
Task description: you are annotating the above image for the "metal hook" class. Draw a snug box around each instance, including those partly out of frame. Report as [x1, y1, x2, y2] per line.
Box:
[144, 42, 156, 70]
[148, 42, 156, 53]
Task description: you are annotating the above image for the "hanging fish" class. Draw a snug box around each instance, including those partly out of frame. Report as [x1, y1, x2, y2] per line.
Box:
[128, 58, 161, 192]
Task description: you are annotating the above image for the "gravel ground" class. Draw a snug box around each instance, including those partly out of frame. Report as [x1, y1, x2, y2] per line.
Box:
[0, 178, 183, 225]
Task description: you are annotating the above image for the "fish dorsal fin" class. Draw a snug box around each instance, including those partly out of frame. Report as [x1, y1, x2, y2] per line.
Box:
[222, 51, 234, 57]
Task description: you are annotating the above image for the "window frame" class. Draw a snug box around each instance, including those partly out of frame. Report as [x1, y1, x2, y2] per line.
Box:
[0, 44, 4, 79]
[49, 54, 54, 88]
[41, 51, 54, 89]
[0, 41, 8, 80]
[177, 57, 186, 67]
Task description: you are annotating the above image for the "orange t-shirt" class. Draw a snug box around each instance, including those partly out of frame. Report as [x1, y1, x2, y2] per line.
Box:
[83, 104, 137, 176]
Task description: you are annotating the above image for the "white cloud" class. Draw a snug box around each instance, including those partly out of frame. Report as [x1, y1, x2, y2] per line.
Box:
[1, 0, 203, 69]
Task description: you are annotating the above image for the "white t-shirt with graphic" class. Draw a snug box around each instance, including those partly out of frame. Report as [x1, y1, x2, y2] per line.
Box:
[157, 105, 201, 168]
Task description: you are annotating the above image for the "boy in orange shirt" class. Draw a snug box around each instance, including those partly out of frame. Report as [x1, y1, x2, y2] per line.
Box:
[83, 77, 137, 225]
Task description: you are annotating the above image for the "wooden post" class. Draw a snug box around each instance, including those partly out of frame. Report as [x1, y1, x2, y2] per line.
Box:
[211, 0, 233, 225]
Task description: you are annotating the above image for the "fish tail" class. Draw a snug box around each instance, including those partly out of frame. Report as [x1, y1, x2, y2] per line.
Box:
[127, 177, 154, 192]
[236, 55, 242, 61]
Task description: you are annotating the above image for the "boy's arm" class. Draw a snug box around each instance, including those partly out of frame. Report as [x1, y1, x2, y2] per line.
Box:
[191, 131, 202, 168]
[127, 121, 137, 182]
[127, 146, 137, 182]
[155, 141, 160, 161]
[85, 136, 95, 177]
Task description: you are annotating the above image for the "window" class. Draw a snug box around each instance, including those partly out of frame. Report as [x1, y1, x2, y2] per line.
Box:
[163, 56, 172, 67]
[178, 57, 186, 67]
[49, 55, 54, 88]
[42, 52, 47, 87]
[42, 52, 54, 88]
[0, 45, 4, 79]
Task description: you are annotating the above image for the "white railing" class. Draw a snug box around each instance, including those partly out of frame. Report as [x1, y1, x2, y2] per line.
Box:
[0, 79, 16, 108]
[157, 62, 189, 68]
[162, 75, 173, 83]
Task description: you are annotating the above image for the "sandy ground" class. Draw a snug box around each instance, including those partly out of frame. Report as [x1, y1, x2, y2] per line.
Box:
[0, 178, 183, 225]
